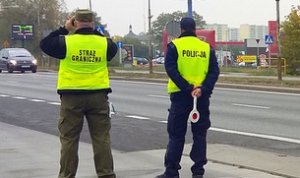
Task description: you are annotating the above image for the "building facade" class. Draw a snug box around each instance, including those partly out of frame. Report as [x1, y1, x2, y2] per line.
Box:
[205, 23, 268, 42]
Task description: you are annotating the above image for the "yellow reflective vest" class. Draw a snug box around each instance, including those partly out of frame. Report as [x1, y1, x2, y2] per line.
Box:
[168, 36, 210, 93]
[57, 34, 110, 91]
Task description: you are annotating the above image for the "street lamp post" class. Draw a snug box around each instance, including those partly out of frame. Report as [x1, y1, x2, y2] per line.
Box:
[148, 0, 153, 74]
[276, 0, 282, 81]
[89, 0, 92, 11]
[188, 0, 193, 18]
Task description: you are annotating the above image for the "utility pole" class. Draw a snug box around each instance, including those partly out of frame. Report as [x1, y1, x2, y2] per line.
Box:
[89, 0, 92, 11]
[148, 0, 153, 74]
[256, 39, 260, 67]
[276, 0, 282, 81]
[188, 0, 193, 18]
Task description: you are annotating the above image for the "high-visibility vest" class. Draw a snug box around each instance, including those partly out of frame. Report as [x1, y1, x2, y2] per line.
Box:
[167, 36, 210, 93]
[57, 34, 109, 90]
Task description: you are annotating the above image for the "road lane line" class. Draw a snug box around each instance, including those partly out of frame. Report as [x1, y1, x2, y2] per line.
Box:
[156, 119, 300, 144]
[13, 96, 27, 100]
[232, 103, 270, 109]
[48, 102, 60, 105]
[29, 99, 46, 102]
[210, 127, 300, 144]
[126, 115, 150, 120]
[0, 94, 10, 97]
[218, 87, 300, 96]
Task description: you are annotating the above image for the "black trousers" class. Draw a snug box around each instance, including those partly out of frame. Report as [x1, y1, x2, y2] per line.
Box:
[164, 92, 211, 177]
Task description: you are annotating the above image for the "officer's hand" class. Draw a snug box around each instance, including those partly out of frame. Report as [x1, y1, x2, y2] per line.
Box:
[191, 87, 202, 98]
[65, 16, 76, 32]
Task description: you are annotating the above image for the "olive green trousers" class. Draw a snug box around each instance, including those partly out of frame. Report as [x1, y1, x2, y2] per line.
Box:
[58, 92, 115, 178]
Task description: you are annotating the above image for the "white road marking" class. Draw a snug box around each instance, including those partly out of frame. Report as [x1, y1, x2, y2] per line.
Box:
[126, 114, 300, 144]
[0, 94, 10, 97]
[30, 99, 46, 102]
[232, 103, 270, 109]
[126, 115, 150, 120]
[210, 127, 300, 144]
[218, 87, 300, 96]
[148, 94, 169, 98]
[13, 96, 27, 100]
[2, 92, 299, 144]
[48, 102, 60, 105]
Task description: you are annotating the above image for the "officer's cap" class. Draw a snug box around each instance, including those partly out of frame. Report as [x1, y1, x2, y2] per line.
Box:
[75, 9, 94, 22]
[180, 17, 196, 31]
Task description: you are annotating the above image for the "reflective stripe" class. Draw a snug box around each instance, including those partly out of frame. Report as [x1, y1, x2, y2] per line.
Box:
[168, 37, 210, 93]
[57, 34, 109, 90]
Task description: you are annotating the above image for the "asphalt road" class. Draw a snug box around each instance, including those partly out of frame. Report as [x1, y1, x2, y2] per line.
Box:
[0, 72, 299, 156]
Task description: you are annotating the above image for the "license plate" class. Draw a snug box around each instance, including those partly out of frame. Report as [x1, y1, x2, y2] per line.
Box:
[21, 65, 30, 68]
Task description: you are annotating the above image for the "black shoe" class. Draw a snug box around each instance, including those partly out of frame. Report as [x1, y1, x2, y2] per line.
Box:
[192, 175, 203, 178]
[155, 173, 179, 178]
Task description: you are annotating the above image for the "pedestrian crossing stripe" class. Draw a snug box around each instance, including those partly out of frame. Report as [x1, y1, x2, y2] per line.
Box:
[265, 35, 274, 44]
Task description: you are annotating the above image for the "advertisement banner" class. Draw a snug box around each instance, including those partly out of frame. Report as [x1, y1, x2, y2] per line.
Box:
[12, 24, 34, 40]
[123, 44, 134, 63]
[268, 21, 278, 56]
[237, 55, 257, 63]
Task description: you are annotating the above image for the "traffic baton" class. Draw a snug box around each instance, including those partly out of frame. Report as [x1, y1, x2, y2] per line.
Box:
[189, 96, 200, 123]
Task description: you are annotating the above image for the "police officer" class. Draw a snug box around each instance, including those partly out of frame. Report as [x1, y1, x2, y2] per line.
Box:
[40, 9, 117, 178]
[155, 17, 219, 178]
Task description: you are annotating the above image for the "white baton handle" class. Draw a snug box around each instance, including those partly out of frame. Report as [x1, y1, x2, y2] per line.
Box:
[189, 96, 200, 123]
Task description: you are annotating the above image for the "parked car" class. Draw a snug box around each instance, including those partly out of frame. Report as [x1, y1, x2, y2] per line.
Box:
[0, 48, 37, 73]
[133, 57, 148, 65]
[152, 57, 165, 64]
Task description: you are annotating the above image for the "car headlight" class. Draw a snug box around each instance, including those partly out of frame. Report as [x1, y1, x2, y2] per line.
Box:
[32, 59, 37, 65]
[9, 60, 17, 65]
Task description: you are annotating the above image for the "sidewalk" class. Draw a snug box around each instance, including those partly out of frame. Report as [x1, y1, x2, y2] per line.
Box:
[0, 122, 290, 178]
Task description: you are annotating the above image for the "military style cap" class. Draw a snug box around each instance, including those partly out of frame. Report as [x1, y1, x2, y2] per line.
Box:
[75, 9, 94, 22]
[180, 17, 196, 31]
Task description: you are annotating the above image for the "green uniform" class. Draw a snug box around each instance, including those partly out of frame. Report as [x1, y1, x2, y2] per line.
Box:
[58, 34, 115, 178]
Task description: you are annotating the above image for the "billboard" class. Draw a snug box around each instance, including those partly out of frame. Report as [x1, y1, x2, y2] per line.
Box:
[123, 44, 134, 63]
[268, 21, 278, 56]
[12, 24, 34, 40]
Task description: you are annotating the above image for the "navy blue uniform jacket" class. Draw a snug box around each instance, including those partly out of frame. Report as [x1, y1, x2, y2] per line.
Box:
[165, 31, 219, 112]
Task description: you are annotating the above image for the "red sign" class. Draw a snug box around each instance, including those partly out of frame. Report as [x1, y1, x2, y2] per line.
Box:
[268, 21, 278, 56]
[162, 29, 216, 55]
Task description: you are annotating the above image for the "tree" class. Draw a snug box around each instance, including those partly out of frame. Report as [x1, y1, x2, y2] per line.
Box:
[281, 6, 300, 75]
[152, 11, 206, 52]
[0, 0, 66, 57]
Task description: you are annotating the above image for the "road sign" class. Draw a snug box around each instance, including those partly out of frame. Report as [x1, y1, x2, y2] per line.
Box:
[2, 40, 9, 48]
[117, 41, 123, 48]
[265, 35, 274, 45]
[96, 25, 105, 34]
[11, 24, 34, 40]
[166, 20, 181, 37]
[237, 55, 257, 63]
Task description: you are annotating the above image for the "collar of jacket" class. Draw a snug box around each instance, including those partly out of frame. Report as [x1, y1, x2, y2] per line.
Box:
[74, 28, 103, 36]
[179, 31, 197, 38]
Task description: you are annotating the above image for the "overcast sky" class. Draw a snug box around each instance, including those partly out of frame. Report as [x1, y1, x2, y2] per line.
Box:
[64, 0, 299, 36]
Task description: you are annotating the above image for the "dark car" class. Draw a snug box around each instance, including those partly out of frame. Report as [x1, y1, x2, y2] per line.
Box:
[134, 57, 149, 65]
[0, 48, 37, 73]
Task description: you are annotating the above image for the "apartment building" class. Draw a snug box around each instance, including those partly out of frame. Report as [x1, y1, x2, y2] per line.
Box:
[204, 23, 268, 42]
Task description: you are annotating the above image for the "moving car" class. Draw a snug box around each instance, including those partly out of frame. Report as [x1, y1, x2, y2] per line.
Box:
[0, 48, 37, 73]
